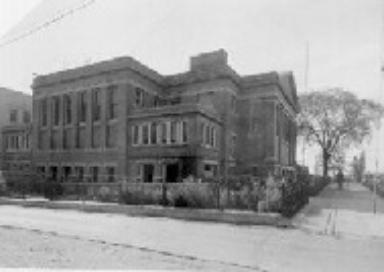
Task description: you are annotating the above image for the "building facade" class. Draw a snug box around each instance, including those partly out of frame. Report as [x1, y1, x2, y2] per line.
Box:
[31, 49, 298, 186]
[0, 88, 32, 185]
[1, 115, 32, 185]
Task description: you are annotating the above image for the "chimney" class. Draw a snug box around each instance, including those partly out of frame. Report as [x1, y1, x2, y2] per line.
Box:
[190, 49, 228, 71]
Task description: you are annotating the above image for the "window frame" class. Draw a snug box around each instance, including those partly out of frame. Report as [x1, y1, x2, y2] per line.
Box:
[78, 91, 87, 123]
[107, 85, 118, 120]
[92, 88, 101, 122]
[63, 94, 72, 125]
[52, 96, 60, 126]
[135, 88, 144, 107]
[40, 99, 48, 127]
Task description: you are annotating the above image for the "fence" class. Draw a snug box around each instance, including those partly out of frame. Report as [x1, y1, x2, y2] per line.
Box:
[119, 176, 283, 212]
[2, 169, 328, 217]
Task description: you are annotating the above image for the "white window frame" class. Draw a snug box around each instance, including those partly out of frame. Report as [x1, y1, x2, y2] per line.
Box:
[150, 122, 157, 145]
[156, 123, 162, 144]
[132, 125, 142, 146]
[166, 121, 171, 144]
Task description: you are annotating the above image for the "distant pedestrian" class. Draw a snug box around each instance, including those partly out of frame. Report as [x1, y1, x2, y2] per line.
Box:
[336, 170, 344, 190]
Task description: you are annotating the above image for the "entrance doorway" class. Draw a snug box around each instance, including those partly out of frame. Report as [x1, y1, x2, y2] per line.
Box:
[143, 164, 154, 183]
[50, 166, 58, 181]
[166, 163, 179, 183]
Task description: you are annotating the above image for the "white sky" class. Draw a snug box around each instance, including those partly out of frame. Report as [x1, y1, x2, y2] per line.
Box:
[0, 0, 383, 172]
[0, 0, 42, 37]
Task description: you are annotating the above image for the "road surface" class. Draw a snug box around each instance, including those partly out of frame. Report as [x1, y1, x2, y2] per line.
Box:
[0, 181, 383, 271]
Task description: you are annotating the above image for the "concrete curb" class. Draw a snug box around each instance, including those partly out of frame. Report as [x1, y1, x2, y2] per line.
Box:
[0, 197, 283, 226]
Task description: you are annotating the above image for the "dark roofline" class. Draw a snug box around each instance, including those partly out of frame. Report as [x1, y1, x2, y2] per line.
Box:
[30, 50, 298, 114]
[0, 87, 32, 97]
[241, 71, 280, 87]
[241, 71, 299, 113]
[32, 56, 165, 88]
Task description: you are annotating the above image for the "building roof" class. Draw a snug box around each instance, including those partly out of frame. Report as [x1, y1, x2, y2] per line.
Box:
[31, 49, 298, 112]
[32, 56, 164, 88]
[241, 71, 299, 113]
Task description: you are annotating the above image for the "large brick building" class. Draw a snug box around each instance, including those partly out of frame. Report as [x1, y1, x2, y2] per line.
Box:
[31, 49, 298, 186]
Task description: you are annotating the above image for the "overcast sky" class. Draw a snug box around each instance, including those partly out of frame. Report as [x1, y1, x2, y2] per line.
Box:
[0, 0, 383, 171]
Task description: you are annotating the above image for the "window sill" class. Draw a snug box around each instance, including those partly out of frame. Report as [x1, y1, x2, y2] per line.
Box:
[107, 119, 118, 124]
[132, 142, 188, 147]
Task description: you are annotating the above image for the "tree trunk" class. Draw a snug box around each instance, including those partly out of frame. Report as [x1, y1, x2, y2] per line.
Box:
[322, 149, 330, 179]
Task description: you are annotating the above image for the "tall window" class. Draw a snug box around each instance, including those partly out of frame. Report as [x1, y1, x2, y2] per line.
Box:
[107, 85, 118, 120]
[142, 124, 149, 144]
[50, 133, 56, 150]
[23, 111, 31, 124]
[91, 166, 99, 183]
[154, 96, 160, 107]
[181, 121, 187, 143]
[15, 135, 18, 149]
[9, 109, 18, 123]
[170, 121, 177, 143]
[205, 125, 210, 145]
[40, 99, 48, 127]
[63, 130, 69, 149]
[202, 123, 217, 147]
[63, 94, 72, 125]
[135, 88, 144, 107]
[106, 125, 116, 148]
[132, 125, 140, 145]
[210, 126, 215, 146]
[231, 95, 236, 111]
[52, 96, 60, 126]
[150, 123, 157, 144]
[63, 167, 71, 182]
[212, 127, 216, 147]
[92, 88, 101, 122]
[75, 166, 84, 182]
[231, 135, 236, 156]
[106, 167, 115, 183]
[26, 134, 30, 149]
[78, 91, 87, 123]
[161, 122, 167, 144]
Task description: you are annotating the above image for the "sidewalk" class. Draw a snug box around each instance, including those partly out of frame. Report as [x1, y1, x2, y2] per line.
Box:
[0, 196, 281, 226]
[294, 181, 384, 239]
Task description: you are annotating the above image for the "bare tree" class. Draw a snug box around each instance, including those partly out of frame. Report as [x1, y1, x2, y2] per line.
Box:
[298, 88, 384, 178]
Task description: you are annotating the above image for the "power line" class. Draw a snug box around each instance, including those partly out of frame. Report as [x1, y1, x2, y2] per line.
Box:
[0, 0, 96, 49]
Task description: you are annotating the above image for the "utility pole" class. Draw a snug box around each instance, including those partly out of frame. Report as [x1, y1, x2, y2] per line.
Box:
[374, 158, 378, 214]
[374, 7, 384, 213]
[302, 41, 310, 166]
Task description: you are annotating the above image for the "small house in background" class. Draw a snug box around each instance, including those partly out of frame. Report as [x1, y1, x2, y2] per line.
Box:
[0, 88, 32, 188]
[30, 49, 298, 196]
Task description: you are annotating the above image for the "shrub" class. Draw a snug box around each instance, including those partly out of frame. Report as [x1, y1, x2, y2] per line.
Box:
[43, 181, 63, 200]
[174, 195, 189, 207]
[119, 186, 162, 205]
[168, 183, 217, 209]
